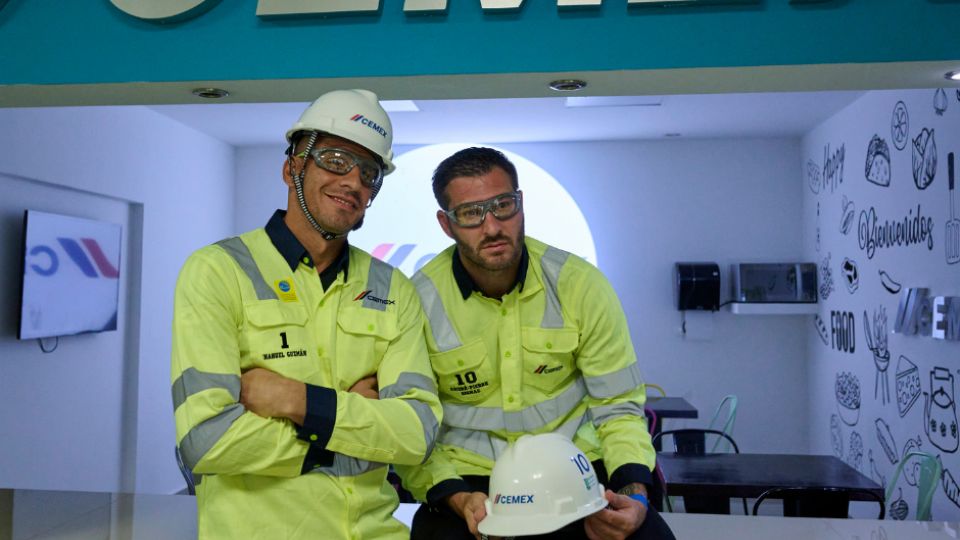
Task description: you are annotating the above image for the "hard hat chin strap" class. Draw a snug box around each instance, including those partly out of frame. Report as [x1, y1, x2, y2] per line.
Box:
[292, 131, 349, 241]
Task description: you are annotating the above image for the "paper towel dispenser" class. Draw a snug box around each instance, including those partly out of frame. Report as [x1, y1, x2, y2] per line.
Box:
[675, 262, 720, 311]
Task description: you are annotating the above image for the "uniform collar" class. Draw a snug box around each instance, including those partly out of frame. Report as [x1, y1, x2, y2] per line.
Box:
[451, 242, 529, 300]
[265, 209, 350, 290]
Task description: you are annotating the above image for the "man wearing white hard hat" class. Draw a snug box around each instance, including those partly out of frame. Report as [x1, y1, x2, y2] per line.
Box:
[171, 90, 441, 539]
[397, 147, 674, 539]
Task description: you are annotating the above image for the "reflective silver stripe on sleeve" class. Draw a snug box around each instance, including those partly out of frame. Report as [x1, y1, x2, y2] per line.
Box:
[379, 373, 441, 460]
[310, 454, 387, 477]
[439, 427, 509, 462]
[378, 372, 438, 399]
[442, 377, 587, 432]
[216, 237, 276, 301]
[588, 401, 645, 427]
[171, 368, 240, 410]
[178, 403, 246, 469]
[440, 412, 587, 462]
[413, 273, 462, 352]
[363, 258, 393, 312]
[583, 362, 644, 398]
[409, 400, 440, 461]
[539, 246, 570, 329]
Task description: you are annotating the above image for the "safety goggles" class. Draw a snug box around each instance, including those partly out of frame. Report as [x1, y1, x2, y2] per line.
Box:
[444, 191, 522, 228]
[298, 147, 383, 188]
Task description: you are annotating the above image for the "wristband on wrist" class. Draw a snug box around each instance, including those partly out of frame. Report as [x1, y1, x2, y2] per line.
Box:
[628, 493, 649, 508]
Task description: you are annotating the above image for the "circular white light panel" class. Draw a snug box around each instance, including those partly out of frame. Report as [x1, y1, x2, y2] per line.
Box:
[350, 143, 597, 276]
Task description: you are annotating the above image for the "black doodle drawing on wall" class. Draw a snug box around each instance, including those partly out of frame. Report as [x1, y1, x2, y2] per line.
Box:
[876, 417, 898, 465]
[836, 371, 861, 426]
[946, 152, 959, 265]
[807, 159, 822, 195]
[858, 204, 935, 260]
[912, 128, 937, 190]
[925, 366, 959, 453]
[868, 449, 886, 489]
[840, 195, 856, 235]
[841, 257, 859, 294]
[815, 314, 830, 346]
[819, 252, 834, 300]
[891, 101, 909, 151]
[901, 434, 924, 486]
[944, 465, 960, 509]
[889, 487, 910, 520]
[865, 306, 890, 404]
[865, 135, 892, 187]
[848, 430, 863, 471]
[935, 88, 949, 116]
[879, 269, 902, 294]
[816, 202, 822, 252]
[822, 143, 845, 195]
[831, 413, 844, 458]
[896, 355, 922, 417]
[831, 310, 856, 354]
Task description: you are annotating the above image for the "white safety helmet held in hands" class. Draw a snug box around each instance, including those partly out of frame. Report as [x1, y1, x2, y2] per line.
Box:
[286, 89, 395, 175]
[478, 433, 608, 537]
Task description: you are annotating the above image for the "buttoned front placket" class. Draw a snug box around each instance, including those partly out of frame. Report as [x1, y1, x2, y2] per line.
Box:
[496, 288, 523, 418]
[297, 257, 341, 389]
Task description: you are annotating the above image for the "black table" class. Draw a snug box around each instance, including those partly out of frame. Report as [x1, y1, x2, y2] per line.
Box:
[658, 453, 883, 516]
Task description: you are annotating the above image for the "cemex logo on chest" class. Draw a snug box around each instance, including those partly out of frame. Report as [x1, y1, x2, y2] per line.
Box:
[354, 290, 395, 305]
[534, 364, 563, 375]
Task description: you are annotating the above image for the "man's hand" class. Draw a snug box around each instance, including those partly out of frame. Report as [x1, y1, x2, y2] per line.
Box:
[446, 491, 489, 540]
[240, 368, 306, 425]
[584, 489, 647, 540]
[349, 375, 379, 399]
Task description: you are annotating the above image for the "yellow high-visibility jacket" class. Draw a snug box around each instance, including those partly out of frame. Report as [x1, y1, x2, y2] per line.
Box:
[171, 223, 441, 540]
[397, 237, 654, 503]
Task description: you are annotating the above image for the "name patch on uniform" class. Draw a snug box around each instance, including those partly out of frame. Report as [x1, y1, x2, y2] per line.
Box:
[274, 279, 298, 302]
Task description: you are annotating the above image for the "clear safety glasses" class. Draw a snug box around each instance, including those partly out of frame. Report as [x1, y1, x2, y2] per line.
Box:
[298, 147, 383, 188]
[444, 191, 522, 228]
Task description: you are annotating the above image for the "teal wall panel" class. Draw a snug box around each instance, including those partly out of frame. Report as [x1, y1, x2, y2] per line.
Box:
[0, 0, 957, 86]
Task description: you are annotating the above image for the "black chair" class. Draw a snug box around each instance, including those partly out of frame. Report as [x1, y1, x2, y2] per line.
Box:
[175, 446, 196, 495]
[653, 428, 749, 515]
[751, 486, 885, 519]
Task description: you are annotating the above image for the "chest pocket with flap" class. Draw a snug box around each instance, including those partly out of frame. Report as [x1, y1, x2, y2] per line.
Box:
[521, 327, 579, 393]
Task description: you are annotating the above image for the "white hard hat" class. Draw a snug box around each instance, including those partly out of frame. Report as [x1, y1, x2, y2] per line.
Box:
[286, 89, 395, 175]
[478, 433, 608, 537]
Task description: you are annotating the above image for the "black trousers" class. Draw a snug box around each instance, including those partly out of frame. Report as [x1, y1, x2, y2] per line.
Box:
[410, 463, 676, 540]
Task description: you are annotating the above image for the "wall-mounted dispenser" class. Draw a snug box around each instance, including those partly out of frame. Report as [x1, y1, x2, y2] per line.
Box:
[675, 262, 720, 311]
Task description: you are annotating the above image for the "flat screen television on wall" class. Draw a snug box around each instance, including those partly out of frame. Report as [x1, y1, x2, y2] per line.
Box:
[18, 210, 122, 340]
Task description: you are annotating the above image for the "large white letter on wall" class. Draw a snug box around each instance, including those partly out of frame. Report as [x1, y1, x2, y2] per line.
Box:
[257, 0, 380, 16]
[109, 0, 220, 22]
[350, 143, 597, 276]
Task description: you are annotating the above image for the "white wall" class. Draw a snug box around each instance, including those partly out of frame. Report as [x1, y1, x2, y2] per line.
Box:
[235, 137, 809, 455]
[803, 89, 960, 519]
[0, 106, 234, 494]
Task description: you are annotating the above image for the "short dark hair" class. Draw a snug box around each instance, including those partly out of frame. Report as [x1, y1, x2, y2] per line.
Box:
[432, 147, 519, 209]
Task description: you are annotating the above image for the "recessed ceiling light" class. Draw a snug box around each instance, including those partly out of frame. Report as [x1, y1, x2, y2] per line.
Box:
[191, 87, 230, 99]
[381, 100, 420, 112]
[549, 79, 587, 92]
[565, 96, 662, 108]
[946, 71, 960, 81]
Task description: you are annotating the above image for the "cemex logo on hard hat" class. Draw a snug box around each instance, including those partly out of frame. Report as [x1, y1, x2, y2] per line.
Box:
[494, 494, 535, 504]
[354, 290, 395, 305]
[350, 114, 388, 138]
